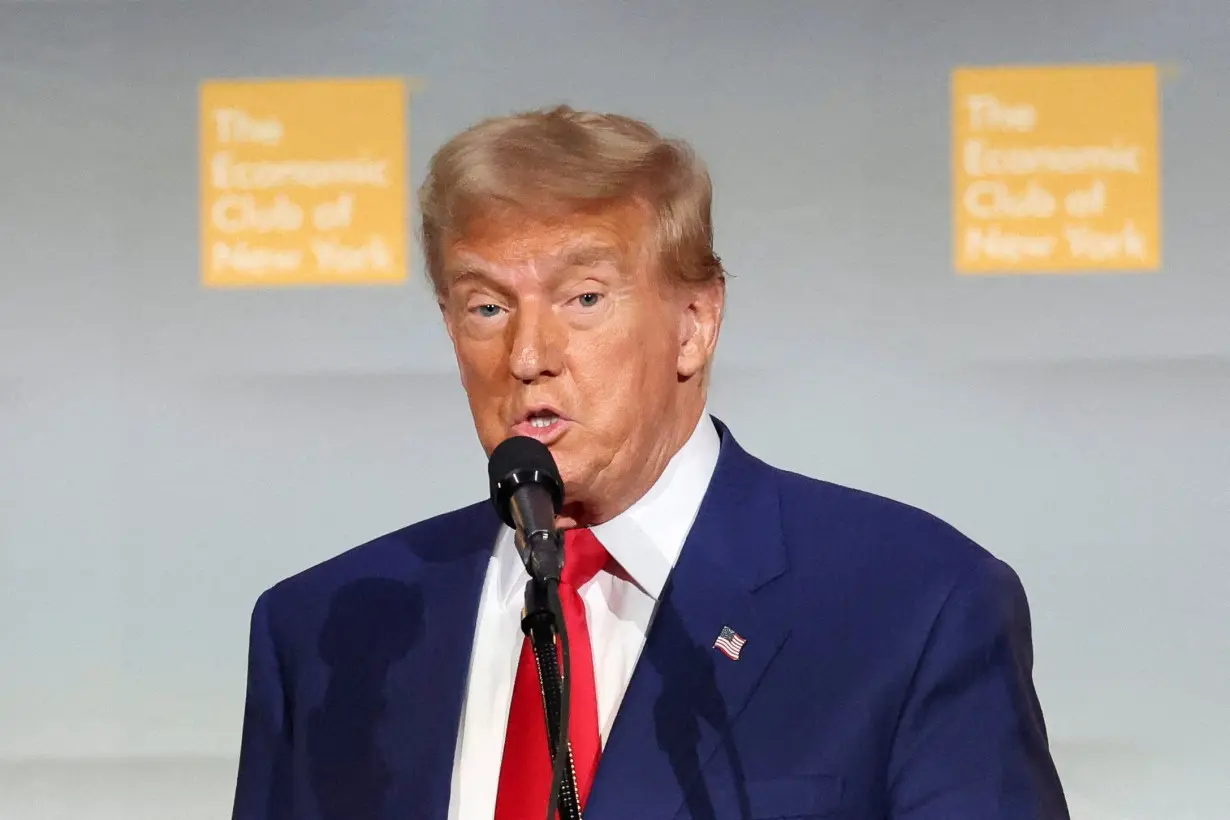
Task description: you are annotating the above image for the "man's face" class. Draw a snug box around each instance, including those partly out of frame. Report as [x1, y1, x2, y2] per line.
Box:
[439, 203, 720, 524]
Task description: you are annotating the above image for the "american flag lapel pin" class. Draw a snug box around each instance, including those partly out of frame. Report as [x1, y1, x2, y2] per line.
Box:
[713, 626, 747, 661]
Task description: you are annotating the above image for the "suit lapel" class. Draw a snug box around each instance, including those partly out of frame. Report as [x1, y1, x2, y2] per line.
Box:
[372, 502, 501, 820]
[585, 421, 792, 820]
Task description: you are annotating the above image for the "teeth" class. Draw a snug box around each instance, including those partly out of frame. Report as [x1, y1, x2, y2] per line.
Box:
[529, 415, 557, 429]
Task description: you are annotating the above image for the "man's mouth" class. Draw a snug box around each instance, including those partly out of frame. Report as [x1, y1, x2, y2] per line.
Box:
[513, 406, 569, 442]
[527, 411, 560, 429]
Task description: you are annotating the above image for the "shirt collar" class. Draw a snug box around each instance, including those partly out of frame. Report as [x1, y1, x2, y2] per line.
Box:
[494, 409, 721, 604]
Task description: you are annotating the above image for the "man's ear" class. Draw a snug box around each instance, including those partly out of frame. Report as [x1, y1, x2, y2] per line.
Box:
[676, 279, 725, 379]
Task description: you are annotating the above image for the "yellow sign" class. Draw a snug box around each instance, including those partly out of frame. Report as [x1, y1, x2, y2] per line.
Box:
[952, 64, 1159, 274]
[200, 78, 408, 287]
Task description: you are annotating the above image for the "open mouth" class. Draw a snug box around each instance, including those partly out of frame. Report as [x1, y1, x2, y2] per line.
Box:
[526, 411, 560, 429]
[514, 406, 569, 442]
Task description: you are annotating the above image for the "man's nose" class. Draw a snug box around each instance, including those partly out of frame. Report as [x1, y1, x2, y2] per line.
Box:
[508, 301, 563, 382]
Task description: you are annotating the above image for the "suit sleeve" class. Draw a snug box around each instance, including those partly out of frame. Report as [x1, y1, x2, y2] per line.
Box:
[232, 590, 293, 820]
[887, 556, 1070, 819]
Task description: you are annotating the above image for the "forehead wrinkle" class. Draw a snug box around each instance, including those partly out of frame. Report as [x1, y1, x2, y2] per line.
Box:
[451, 237, 625, 284]
[445, 203, 654, 295]
[442, 254, 566, 303]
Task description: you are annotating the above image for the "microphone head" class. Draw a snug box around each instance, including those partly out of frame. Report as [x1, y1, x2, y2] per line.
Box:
[487, 436, 564, 529]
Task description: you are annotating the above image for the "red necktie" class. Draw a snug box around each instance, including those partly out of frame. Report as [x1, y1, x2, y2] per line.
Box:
[494, 528, 610, 818]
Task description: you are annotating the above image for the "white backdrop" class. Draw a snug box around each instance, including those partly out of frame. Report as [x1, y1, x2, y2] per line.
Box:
[1, 1, 1227, 818]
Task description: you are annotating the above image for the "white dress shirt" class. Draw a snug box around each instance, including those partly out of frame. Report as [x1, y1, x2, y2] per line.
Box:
[446, 411, 721, 820]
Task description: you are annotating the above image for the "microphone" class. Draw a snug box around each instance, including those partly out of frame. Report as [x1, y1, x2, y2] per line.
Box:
[488, 436, 566, 583]
[487, 436, 581, 820]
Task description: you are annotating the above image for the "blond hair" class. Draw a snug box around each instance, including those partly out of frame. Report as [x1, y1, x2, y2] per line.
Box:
[417, 105, 724, 297]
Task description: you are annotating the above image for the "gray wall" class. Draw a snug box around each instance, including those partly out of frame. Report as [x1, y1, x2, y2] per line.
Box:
[1, 1, 1227, 818]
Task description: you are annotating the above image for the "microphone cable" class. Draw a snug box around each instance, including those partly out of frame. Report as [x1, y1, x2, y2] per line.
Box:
[544, 579, 579, 820]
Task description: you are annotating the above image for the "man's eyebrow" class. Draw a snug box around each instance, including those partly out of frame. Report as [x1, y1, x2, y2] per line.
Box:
[443, 263, 496, 285]
[443, 266, 484, 284]
[441, 266, 513, 301]
[558, 245, 622, 268]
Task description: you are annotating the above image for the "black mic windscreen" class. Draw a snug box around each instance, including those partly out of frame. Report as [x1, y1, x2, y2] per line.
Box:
[487, 436, 564, 528]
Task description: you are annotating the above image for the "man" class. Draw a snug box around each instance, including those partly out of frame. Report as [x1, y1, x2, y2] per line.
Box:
[232, 106, 1069, 820]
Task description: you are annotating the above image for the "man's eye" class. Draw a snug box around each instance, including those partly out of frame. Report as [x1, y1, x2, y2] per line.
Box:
[575, 293, 601, 308]
[470, 304, 503, 318]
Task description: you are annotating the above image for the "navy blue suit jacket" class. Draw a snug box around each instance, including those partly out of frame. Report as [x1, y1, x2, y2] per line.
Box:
[232, 419, 1068, 819]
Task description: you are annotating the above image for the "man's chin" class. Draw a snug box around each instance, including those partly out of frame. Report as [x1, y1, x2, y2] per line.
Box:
[481, 426, 594, 512]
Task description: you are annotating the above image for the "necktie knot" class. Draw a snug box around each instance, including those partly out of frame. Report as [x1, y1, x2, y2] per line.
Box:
[561, 528, 610, 590]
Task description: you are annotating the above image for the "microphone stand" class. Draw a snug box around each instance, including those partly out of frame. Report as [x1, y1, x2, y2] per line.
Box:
[521, 535, 582, 820]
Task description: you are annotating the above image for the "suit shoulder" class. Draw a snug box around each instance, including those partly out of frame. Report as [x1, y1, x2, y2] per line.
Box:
[259, 499, 496, 612]
[770, 464, 1003, 582]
